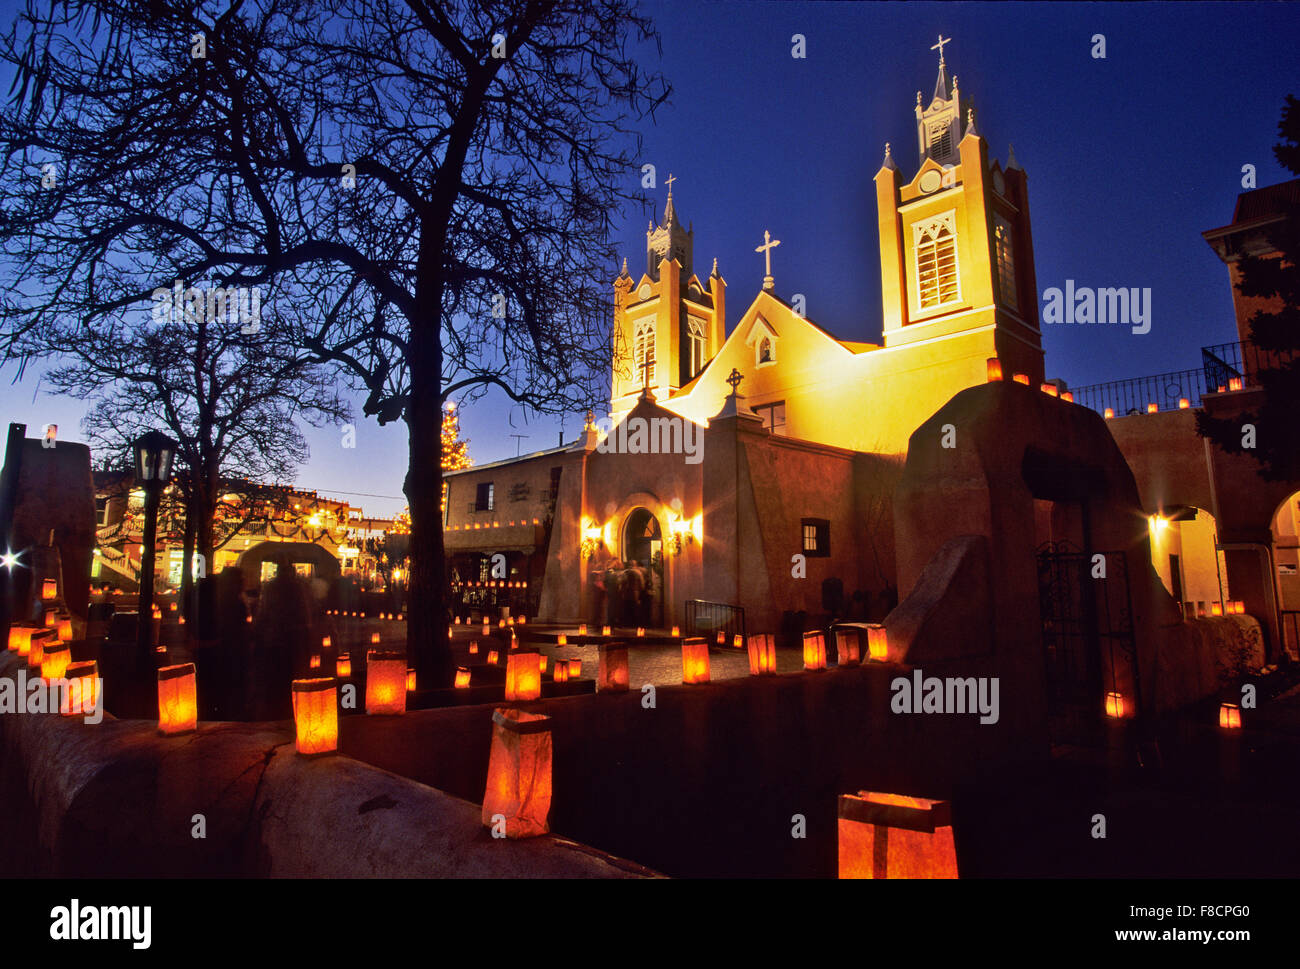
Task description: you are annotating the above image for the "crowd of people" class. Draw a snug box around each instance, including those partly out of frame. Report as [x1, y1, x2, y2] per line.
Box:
[590, 554, 656, 627]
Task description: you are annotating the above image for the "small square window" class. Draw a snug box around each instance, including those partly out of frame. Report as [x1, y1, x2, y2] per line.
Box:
[801, 518, 829, 557]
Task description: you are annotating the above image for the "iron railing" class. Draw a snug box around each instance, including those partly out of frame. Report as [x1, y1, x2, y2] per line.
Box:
[1071, 340, 1299, 417]
[1202, 341, 1299, 391]
[685, 599, 746, 647]
[1070, 368, 1206, 417]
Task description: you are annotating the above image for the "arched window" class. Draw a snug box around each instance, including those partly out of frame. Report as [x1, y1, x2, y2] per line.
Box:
[686, 318, 707, 378]
[634, 318, 655, 386]
[913, 213, 960, 310]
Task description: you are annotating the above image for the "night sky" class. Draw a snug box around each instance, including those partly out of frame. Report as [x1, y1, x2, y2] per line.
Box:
[1, 1, 1295, 518]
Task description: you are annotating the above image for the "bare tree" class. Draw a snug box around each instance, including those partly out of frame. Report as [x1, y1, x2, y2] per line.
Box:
[0, 0, 668, 684]
[40, 292, 349, 613]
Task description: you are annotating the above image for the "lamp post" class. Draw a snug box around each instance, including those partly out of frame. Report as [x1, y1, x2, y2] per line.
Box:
[133, 430, 177, 662]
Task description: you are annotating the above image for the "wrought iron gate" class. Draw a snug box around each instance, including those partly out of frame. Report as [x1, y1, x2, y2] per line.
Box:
[1036, 542, 1138, 747]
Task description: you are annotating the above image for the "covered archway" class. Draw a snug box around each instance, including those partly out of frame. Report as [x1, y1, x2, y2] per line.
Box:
[1270, 490, 1300, 658]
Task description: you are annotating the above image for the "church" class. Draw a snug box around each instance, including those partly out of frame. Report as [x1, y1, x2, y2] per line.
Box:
[442, 42, 1059, 637]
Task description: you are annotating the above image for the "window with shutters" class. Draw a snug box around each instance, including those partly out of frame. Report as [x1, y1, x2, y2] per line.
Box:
[634, 318, 655, 386]
[686, 318, 707, 379]
[913, 213, 960, 311]
[995, 216, 1018, 310]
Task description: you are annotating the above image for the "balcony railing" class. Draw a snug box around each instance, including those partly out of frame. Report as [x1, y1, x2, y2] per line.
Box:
[1070, 340, 1297, 417]
[1070, 368, 1206, 417]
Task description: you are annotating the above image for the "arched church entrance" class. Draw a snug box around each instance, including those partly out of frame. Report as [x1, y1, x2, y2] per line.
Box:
[621, 508, 664, 628]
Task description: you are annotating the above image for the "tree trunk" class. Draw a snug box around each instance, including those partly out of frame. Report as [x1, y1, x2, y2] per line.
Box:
[405, 305, 450, 687]
[179, 491, 197, 621]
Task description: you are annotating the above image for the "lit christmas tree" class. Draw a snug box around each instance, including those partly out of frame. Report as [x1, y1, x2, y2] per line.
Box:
[442, 402, 472, 471]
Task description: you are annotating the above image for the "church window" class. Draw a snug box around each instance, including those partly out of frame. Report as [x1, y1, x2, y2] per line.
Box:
[634, 318, 656, 386]
[801, 518, 830, 557]
[687, 318, 707, 378]
[928, 120, 952, 158]
[754, 400, 786, 435]
[475, 482, 494, 512]
[913, 213, 960, 310]
[995, 216, 1018, 310]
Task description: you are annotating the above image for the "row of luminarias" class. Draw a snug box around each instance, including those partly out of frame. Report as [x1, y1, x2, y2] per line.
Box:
[7, 621, 1250, 859]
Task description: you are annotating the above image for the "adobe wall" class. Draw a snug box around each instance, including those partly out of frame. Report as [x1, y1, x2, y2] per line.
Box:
[2, 438, 96, 624]
[339, 657, 1040, 879]
[0, 650, 650, 878]
[894, 381, 1179, 720]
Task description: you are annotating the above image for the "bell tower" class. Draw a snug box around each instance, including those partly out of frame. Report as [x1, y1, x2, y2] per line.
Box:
[611, 178, 726, 421]
[873, 38, 1045, 385]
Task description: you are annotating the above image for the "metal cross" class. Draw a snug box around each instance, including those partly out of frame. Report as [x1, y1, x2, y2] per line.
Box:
[665, 172, 676, 196]
[931, 34, 951, 66]
[755, 229, 781, 278]
[725, 368, 743, 393]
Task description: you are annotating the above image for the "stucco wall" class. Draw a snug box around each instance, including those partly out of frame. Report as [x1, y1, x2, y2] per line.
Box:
[0, 650, 651, 878]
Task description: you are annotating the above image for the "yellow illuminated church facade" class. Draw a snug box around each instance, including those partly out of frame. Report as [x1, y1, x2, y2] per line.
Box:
[444, 47, 1056, 633]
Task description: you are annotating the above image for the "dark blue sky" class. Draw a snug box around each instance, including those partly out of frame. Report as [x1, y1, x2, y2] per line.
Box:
[3, 1, 1295, 518]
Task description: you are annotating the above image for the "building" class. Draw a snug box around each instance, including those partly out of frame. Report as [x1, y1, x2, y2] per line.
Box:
[92, 474, 395, 590]
[445, 44, 1060, 636]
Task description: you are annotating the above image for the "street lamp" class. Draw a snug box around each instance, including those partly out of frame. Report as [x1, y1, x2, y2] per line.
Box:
[133, 430, 177, 661]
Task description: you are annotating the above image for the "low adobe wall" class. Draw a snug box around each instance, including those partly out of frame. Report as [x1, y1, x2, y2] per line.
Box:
[0, 650, 652, 878]
[1154, 614, 1266, 713]
[340, 654, 1041, 879]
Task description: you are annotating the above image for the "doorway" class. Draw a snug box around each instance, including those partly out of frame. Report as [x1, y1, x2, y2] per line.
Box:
[622, 508, 663, 628]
